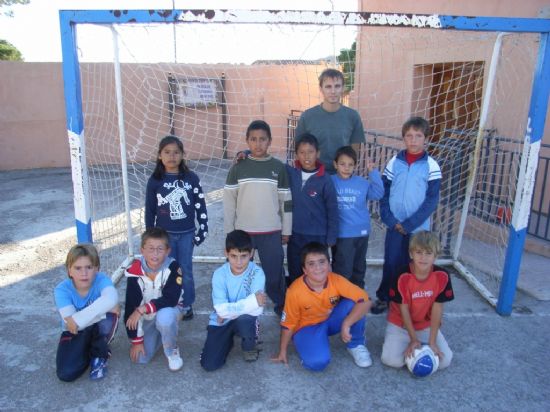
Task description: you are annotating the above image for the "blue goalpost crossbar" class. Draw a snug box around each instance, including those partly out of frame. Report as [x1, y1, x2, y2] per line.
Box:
[59, 9, 550, 315]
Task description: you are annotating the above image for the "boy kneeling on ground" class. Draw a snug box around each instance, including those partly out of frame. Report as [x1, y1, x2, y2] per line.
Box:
[381, 231, 454, 370]
[272, 242, 372, 371]
[200, 230, 266, 371]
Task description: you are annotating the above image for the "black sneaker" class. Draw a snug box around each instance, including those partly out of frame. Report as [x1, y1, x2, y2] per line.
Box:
[371, 299, 388, 314]
[243, 349, 259, 362]
[181, 307, 194, 321]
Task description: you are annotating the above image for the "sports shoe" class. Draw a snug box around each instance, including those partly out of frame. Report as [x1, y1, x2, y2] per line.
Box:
[243, 349, 259, 362]
[89, 357, 108, 380]
[167, 348, 183, 371]
[347, 345, 373, 368]
[370, 299, 388, 314]
[181, 307, 194, 321]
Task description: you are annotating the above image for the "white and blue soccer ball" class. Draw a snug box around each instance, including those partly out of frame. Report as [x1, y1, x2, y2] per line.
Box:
[405, 345, 439, 377]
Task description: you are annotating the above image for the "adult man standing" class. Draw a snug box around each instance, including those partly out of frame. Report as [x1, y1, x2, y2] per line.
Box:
[295, 68, 366, 174]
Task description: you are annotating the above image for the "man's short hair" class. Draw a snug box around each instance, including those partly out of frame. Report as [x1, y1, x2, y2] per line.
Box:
[295, 133, 319, 152]
[246, 120, 272, 140]
[409, 231, 441, 256]
[65, 244, 100, 272]
[141, 227, 170, 248]
[318, 68, 344, 87]
[300, 241, 330, 268]
[334, 145, 357, 164]
[226, 230, 253, 252]
[402, 116, 430, 138]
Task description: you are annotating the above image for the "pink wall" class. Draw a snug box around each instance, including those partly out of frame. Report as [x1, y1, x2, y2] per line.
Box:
[0, 62, 69, 169]
[0, 62, 324, 170]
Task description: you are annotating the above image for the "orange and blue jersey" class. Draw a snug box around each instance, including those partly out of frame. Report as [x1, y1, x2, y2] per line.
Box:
[281, 272, 368, 333]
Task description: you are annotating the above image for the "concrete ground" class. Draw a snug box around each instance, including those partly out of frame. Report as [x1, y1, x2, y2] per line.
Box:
[1, 168, 549, 411]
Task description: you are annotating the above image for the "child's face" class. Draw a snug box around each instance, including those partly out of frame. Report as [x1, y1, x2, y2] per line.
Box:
[410, 248, 436, 273]
[320, 76, 344, 106]
[68, 256, 98, 292]
[246, 129, 271, 158]
[302, 252, 330, 284]
[296, 143, 319, 171]
[334, 154, 356, 179]
[159, 142, 183, 173]
[403, 127, 426, 155]
[141, 238, 170, 271]
[225, 248, 253, 275]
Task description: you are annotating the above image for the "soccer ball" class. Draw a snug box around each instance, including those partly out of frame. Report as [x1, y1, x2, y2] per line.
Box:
[405, 345, 439, 377]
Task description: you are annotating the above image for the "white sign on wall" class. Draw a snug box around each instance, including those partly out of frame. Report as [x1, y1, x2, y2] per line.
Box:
[174, 78, 220, 107]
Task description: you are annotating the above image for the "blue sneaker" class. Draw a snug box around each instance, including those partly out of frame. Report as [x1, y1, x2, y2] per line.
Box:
[89, 357, 108, 380]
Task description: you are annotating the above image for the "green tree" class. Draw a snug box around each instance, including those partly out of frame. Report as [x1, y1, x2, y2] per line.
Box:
[0, 0, 30, 17]
[0, 39, 23, 60]
[338, 41, 356, 93]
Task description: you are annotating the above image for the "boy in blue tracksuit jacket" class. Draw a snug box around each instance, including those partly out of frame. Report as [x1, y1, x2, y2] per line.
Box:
[286, 133, 339, 285]
[372, 117, 442, 314]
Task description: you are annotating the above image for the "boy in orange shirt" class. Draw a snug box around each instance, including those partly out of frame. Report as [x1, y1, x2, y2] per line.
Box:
[381, 231, 454, 370]
[272, 242, 372, 371]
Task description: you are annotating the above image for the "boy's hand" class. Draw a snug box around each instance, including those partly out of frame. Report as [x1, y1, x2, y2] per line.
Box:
[126, 307, 144, 330]
[395, 223, 407, 235]
[130, 343, 145, 363]
[233, 150, 250, 164]
[271, 351, 288, 366]
[255, 291, 267, 306]
[404, 339, 421, 358]
[64, 316, 79, 334]
[429, 343, 443, 359]
[366, 160, 376, 173]
[340, 321, 352, 343]
[281, 235, 289, 245]
[217, 315, 225, 325]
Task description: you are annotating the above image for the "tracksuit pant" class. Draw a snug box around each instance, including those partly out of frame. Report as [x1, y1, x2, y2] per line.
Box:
[56, 312, 118, 382]
[292, 298, 366, 372]
[200, 315, 258, 371]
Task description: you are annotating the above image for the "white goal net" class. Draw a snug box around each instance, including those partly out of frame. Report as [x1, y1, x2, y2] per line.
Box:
[71, 15, 539, 300]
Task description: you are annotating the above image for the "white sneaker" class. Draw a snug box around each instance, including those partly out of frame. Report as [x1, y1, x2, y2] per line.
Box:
[167, 348, 183, 371]
[347, 345, 373, 368]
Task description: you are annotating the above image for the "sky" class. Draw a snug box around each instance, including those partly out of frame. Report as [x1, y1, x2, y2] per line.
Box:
[0, 0, 359, 63]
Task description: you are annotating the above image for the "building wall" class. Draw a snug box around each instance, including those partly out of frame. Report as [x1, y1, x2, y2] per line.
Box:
[0, 62, 69, 169]
[0, 61, 323, 170]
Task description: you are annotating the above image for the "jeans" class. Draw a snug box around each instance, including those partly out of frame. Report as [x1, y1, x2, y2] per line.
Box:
[168, 230, 195, 307]
[137, 307, 180, 363]
[332, 236, 369, 289]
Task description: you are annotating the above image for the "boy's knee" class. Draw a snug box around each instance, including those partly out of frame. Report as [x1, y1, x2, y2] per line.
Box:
[200, 355, 224, 372]
[302, 354, 331, 372]
[156, 309, 177, 328]
[438, 350, 453, 370]
[56, 367, 81, 382]
[380, 352, 405, 369]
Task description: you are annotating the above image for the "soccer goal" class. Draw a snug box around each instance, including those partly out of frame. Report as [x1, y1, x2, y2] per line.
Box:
[59, 9, 550, 315]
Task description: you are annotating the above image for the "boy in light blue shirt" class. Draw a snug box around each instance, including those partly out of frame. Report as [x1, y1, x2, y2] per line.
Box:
[200, 230, 266, 371]
[331, 146, 384, 289]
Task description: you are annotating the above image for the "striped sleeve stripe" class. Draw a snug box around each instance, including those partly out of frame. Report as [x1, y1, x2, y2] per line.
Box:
[427, 157, 442, 181]
[238, 178, 279, 186]
[383, 156, 396, 180]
